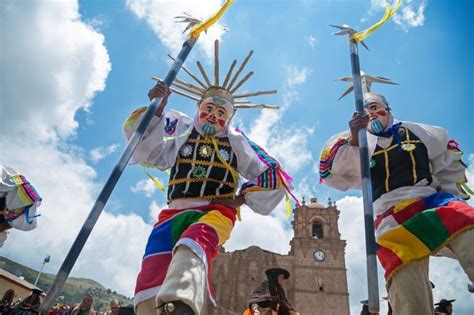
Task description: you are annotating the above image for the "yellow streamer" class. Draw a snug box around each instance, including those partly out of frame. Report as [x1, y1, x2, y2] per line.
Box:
[142, 165, 166, 192]
[462, 183, 474, 195]
[190, 0, 234, 39]
[353, 0, 403, 42]
[209, 136, 239, 185]
[209, 135, 242, 220]
[285, 193, 291, 218]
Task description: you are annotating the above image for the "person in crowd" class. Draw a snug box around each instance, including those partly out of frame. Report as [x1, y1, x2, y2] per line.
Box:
[319, 92, 473, 314]
[71, 294, 96, 315]
[434, 299, 455, 315]
[0, 289, 16, 313]
[10, 288, 42, 314]
[106, 299, 120, 315]
[246, 268, 298, 315]
[126, 40, 296, 315]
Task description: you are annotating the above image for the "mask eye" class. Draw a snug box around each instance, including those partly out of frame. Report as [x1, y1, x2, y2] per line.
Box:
[369, 104, 378, 111]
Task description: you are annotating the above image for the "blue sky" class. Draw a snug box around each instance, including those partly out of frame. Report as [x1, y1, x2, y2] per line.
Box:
[1, 0, 473, 314]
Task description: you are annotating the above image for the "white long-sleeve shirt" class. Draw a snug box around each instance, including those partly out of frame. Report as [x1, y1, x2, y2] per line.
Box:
[124, 108, 289, 215]
[319, 121, 469, 216]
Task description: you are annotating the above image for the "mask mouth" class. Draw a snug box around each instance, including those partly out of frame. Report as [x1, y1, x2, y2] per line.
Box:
[369, 119, 385, 134]
[202, 123, 217, 135]
[206, 116, 218, 125]
[369, 114, 379, 122]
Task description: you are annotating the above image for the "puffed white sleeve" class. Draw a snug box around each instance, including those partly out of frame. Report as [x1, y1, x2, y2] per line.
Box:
[0, 165, 42, 231]
[123, 108, 193, 170]
[408, 123, 471, 199]
[319, 131, 362, 191]
[227, 130, 288, 215]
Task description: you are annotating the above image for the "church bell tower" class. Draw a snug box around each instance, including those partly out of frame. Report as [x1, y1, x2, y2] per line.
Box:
[289, 197, 350, 315]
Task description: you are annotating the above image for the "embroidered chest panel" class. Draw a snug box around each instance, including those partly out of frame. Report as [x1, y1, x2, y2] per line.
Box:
[370, 127, 432, 201]
[167, 128, 238, 201]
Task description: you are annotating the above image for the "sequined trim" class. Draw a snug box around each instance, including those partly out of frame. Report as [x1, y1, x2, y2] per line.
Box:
[191, 165, 207, 179]
[186, 138, 231, 147]
[180, 144, 193, 157]
[169, 178, 236, 188]
[219, 149, 230, 161]
[199, 145, 213, 158]
[175, 158, 233, 169]
[169, 192, 236, 201]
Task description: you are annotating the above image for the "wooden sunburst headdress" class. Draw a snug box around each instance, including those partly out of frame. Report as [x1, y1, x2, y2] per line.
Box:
[153, 39, 279, 111]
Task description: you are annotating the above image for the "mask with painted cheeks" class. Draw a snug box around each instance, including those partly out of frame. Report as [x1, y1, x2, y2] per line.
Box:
[364, 101, 390, 134]
[197, 96, 233, 135]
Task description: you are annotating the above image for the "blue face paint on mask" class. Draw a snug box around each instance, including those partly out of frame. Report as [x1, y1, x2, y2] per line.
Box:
[370, 119, 385, 134]
[202, 123, 216, 135]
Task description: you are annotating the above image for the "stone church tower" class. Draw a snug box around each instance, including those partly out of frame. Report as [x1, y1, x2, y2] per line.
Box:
[206, 197, 350, 315]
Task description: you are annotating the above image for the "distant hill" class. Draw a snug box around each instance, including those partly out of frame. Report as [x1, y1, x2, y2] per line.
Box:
[0, 256, 132, 311]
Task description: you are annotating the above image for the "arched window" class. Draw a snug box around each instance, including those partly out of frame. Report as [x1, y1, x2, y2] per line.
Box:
[312, 222, 324, 239]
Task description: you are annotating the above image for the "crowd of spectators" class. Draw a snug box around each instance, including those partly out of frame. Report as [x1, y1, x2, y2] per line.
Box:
[0, 289, 134, 315]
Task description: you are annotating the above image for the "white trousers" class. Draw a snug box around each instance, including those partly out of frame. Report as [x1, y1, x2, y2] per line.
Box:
[136, 245, 208, 315]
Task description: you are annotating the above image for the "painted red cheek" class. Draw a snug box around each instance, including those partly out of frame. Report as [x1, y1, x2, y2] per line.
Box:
[217, 118, 226, 127]
[199, 112, 209, 119]
[376, 110, 387, 116]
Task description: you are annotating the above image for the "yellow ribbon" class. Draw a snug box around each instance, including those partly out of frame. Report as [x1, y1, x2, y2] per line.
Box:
[353, 0, 403, 42]
[142, 165, 166, 192]
[209, 136, 239, 186]
[209, 135, 242, 220]
[190, 0, 234, 39]
[461, 183, 474, 195]
[285, 193, 291, 218]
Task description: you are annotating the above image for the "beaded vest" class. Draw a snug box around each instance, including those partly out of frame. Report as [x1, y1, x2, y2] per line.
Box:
[167, 128, 238, 202]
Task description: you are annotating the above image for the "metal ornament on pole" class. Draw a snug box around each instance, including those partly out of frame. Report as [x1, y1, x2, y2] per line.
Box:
[39, 1, 234, 311]
[331, 24, 380, 313]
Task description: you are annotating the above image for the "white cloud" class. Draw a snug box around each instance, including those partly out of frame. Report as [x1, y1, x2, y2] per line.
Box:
[246, 66, 314, 174]
[430, 256, 474, 315]
[225, 205, 293, 254]
[0, 0, 111, 142]
[267, 127, 314, 172]
[0, 139, 152, 297]
[149, 200, 169, 223]
[286, 66, 311, 88]
[86, 16, 106, 31]
[89, 144, 119, 163]
[393, 1, 426, 31]
[0, 0, 151, 298]
[131, 178, 158, 198]
[126, 0, 228, 60]
[369, 0, 427, 31]
[306, 35, 318, 49]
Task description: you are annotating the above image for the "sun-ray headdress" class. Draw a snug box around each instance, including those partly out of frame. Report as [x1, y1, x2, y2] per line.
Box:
[152, 39, 279, 111]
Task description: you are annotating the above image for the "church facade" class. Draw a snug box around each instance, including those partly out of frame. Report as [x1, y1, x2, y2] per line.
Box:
[206, 197, 350, 315]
